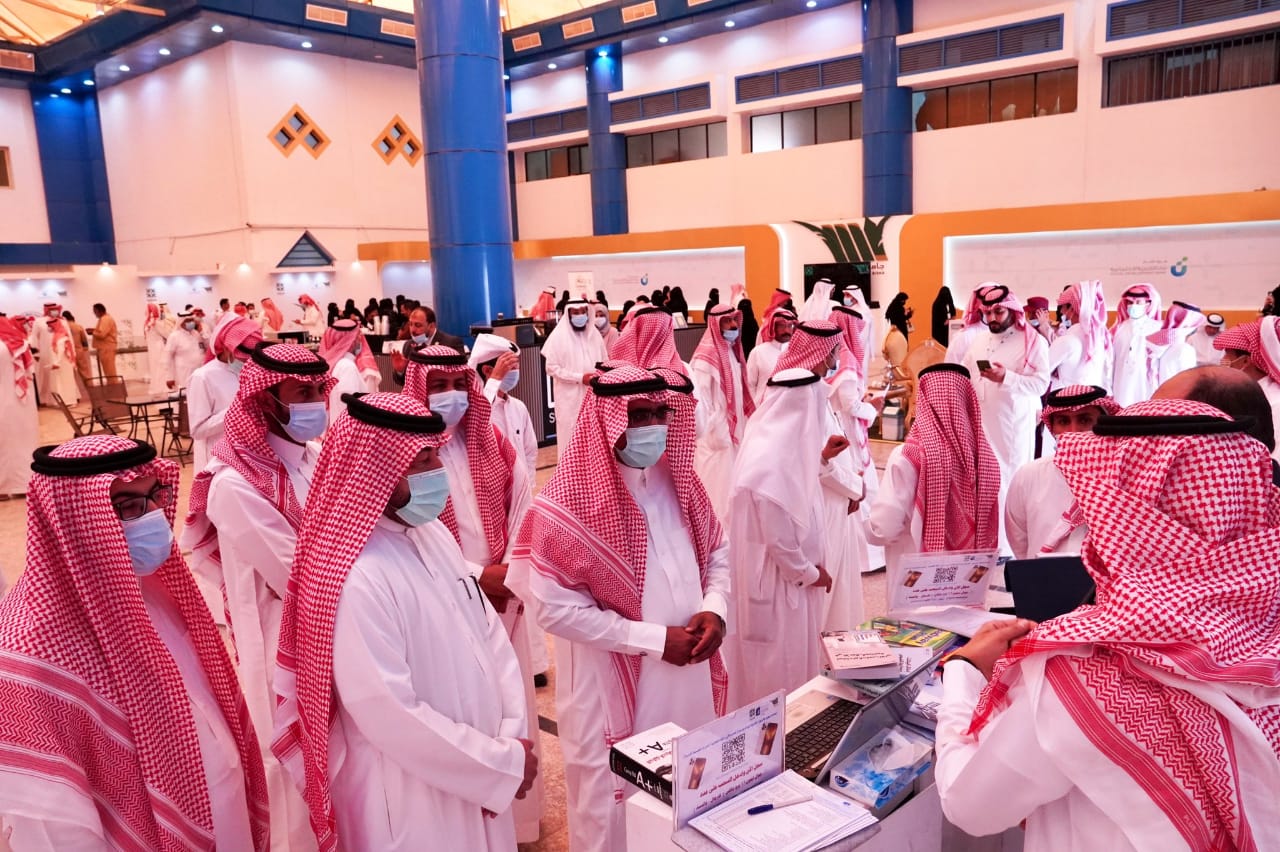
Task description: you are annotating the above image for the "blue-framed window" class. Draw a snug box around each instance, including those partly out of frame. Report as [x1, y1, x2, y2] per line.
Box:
[1104, 26, 1280, 106]
[749, 99, 863, 152]
[911, 67, 1077, 131]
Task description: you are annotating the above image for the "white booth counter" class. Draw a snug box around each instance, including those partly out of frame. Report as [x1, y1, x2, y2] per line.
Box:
[623, 676, 1025, 852]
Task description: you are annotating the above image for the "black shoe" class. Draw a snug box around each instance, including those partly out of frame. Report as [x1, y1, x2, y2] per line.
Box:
[533, 673, 549, 688]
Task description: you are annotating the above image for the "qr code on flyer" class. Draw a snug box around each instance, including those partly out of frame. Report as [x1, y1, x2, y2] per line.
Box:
[934, 566, 957, 583]
[720, 732, 747, 771]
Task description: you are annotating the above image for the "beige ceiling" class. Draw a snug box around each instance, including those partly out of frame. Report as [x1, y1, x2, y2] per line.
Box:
[0, 0, 616, 45]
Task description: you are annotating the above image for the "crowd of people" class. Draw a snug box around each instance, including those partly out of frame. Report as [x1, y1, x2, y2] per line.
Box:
[0, 277, 1277, 851]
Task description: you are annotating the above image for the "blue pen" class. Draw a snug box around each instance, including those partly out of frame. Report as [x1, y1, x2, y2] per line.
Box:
[746, 794, 813, 815]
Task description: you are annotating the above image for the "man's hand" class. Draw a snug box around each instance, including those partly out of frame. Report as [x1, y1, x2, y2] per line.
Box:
[478, 563, 514, 613]
[390, 350, 408, 373]
[581, 372, 595, 385]
[952, 619, 1036, 680]
[685, 612, 725, 664]
[864, 393, 887, 414]
[821, 435, 850, 461]
[491, 351, 519, 382]
[978, 362, 1007, 384]
[662, 625, 699, 666]
[811, 564, 833, 593]
[515, 738, 539, 799]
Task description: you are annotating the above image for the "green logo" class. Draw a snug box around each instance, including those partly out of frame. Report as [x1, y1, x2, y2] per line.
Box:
[795, 217, 892, 263]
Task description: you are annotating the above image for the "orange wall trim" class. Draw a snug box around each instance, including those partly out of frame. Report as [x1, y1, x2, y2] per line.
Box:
[898, 190, 1280, 338]
[359, 225, 781, 310]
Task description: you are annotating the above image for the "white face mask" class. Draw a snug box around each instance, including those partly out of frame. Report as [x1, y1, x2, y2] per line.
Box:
[722, 328, 740, 344]
[121, 509, 174, 576]
[279, 401, 328, 443]
[594, 315, 609, 330]
[499, 370, 520, 392]
[1128, 303, 1148, 320]
[428, 390, 470, 428]
[1030, 319, 1041, 328]
[228, 358, 245, 375]
[395, 468, 451, 526]
[1061, 317, 1073, 329]
[616, 425, 668, 469]
[570, 313, 589, 329]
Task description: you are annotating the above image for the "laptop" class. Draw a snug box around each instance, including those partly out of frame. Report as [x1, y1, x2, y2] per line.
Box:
[1003, 555, 1095, 623]
[783, 665, 934, 784]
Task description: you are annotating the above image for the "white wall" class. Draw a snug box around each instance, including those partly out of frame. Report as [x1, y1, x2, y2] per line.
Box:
[509, 65, 587, 116]
[0, 88, 51, 244]
[513, 247, 744, 311]
[516, 174, 593, 239]
[913, 0, 1055, 32]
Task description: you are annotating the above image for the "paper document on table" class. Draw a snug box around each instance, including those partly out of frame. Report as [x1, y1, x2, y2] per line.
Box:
[889, 550, 999, 612]
[688, 769, 876, 852]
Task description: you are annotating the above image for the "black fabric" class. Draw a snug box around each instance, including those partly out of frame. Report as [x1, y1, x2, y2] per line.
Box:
[917, 363, 971, 380]
[977, 285, 1010, 306]
[251, 341, 330, 375]
[590, 374, 668, 397]
[1092, 414, 1253, 436]
[1045, 385, 1108, 408]
[767, 372, 821, 388]
[1171, 300, 1201, 313]
[32, 440, 157, 477]
[932, 286, 956, 347]
[795, 322, 841, 338]
[832, 306, 863, 321]
[406, 347, 468, 367]
[341, 393, 446, 434]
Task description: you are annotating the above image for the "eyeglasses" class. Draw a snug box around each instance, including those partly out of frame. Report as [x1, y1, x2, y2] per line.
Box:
[111, 484, 175, 521]
[627, 405, 672, 427]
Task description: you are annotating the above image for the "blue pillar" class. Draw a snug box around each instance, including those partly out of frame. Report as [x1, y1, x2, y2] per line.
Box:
[586, 43, 628, 236]
[862, 0, 913, 216]
[0, 87, 116, 266]
[413, 0, 515, 332]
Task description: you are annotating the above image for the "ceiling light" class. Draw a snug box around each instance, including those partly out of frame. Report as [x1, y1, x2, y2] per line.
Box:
[158, 47, 171, 56]
[547, 62, 557, 69]
[83, 79, 95, 86]
[724, 20, 736, 28]
[60, 87, 72, 94]
[50, 93, 60, 98]
[658, 35, 669, 44]
[301, 40, 313, 49]
[806, 0, 817, 6]
[211, 24, 224, 33]
[503, 73, 510, 80]
[118, 64, 130, 72]
[597, 49, 609, 58]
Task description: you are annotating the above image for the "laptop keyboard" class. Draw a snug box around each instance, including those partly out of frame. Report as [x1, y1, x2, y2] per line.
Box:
[785, 697, 861, 778]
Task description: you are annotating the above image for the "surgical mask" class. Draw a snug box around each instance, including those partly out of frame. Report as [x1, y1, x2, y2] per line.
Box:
[843, 296, 854, 307]
[183, 320, 196, 331]
[1061, 317, 1072, 329]
[499, 370, 520, 392]
[395, 468, 451, 527]
[279, 401, 328, 443]
[594, 315, 609, 330]
[1127, 303, 1147, 320]
[1030, 319, 1041, 328]
[428, 390, 470, 427]
[616, 425, 668, 469]
[722, 329, 740, 344]
[228, 358, 245, 375]
[570, 313, 589, 329]
[824, 365, 838, 380]
[412, 333, 429, 346]
[121, 509, 174, 576]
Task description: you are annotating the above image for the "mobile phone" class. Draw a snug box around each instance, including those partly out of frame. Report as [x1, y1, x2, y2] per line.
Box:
[976, 359, 992, 372]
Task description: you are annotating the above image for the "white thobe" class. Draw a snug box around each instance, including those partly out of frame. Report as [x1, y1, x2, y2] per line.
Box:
[961, 329, 1051, 549]
[483, 378, 540, 481]
[828, 371, 885, 575]
[1145, 339, 1196, 391]
[866, 444, 923, 582]
[186, 359, 240, 472]
[1261, 377, 1280, 463]
[165, 329, 205, 389]
[330, 518, 528, 851]
[723, 490, 825, 709]
[327, 353, 363, 427]
[1004, 456, 1087, 561]
[691, 355, 746, 521]
[438, 430, 543, 842]
[543, 332, 600, 458]
[202, 433, 319, 852]
[1111, 317, 1160, 407]
[510, 460, 729, 852]
[0, 346, 37, 495]
[818, 401, 866, 632]
[745, 341, 782, 407]
[145, 322, 172, 393]
[935, 657, 1280, 850]
[1046, 323, 1108, 390]
[1190, 328, 1222, 367]
[29, 321, 78, 405]
[298, 306, 324, 340]
[943, 324, 985, 366]
[0, 579, 254, 851]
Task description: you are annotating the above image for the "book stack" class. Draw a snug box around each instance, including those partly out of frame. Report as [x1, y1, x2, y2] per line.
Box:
[608, 722, 686, 805]
[835, 618, 960, 696]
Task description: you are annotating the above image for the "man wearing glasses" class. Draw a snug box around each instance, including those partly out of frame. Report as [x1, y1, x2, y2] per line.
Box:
[0, 436, 267, 849]
[510, 366, 730, 852]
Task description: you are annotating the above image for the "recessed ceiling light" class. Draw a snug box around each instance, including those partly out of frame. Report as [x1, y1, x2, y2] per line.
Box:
[118, 64, 130, 72]
[597, 49, 609, 58]
[211, 24, 224, 33]
[724, 20, 736, 28]
[50, 93, 60, 98]
[658, 35, 669, 44]
[158, 47, 171, 56]
[503, 73, 510, 80]
[83, 79, 95, 86]
[301, 41, 313, 49]
[806, 0, 817, 7]
[547, 62, 557, 69]
[60, 87, 72, 94]
[374, 53, 384, 60]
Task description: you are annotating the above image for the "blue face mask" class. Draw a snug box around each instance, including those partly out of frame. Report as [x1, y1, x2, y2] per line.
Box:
[616, 425, 668, 469]
[412, 333, 429, 345]
[428, 390, 470, 428]
[499, 370, 520, 392]
[1061, 317, 1073, 329]
[722, 328, 740, 344]
[1127, 303, 1147, 320]
[824, 366, 838, 380]
[395, 467, 451, 526]
[121, 509, 174, 576]
[280, 401, 328, 443]
[1030, 319, 1041, 328]
[228, 358, 245, 375]
[570, 313, 589, 329]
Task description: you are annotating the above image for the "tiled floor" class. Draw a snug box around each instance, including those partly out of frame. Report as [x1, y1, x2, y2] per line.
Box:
[0, 410, 895, 852]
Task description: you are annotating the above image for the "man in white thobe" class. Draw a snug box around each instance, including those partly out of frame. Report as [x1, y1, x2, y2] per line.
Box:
[0, 318, 38, 498]
[1214, 316, 1280, 462]
[183, 343, 333, 852]
[187, 316, 262, 471]
[510, 366, 730, 852]
[691, 304, 755, 520]
[143, 303, 174, 394]
[1110, 283, 1163, 406]
[1144, 300, 1204, 391]
[956, 285, 1051, 509]
[1048, 280, 1111, 390]
[1191, 312, 1225, 366]
[1004, 386, 1119, 560]
[272, 392, 537, 851]
[29, 303, 78, 405]
[542, 299, 606, 459]
[745, 307, 795, 405]
[944, 285, 997, 368]
[318, 318, 374, 427]
[165, 313, 206, 390]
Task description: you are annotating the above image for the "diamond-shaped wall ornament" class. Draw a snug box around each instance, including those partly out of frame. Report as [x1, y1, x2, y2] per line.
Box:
[372, 115, 424, 165]
[269, 105, 330, 159]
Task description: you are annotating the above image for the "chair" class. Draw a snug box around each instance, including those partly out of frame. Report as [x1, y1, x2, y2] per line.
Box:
[899, 340, 947, 430]
[161, 392, 193, 465]
[51, 392, 107, 438]
[84, 381, 132, 435]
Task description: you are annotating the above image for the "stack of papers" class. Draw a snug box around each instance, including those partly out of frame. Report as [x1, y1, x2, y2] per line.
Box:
[688, 770, 877, 852]
[821, 630, 897, 678]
